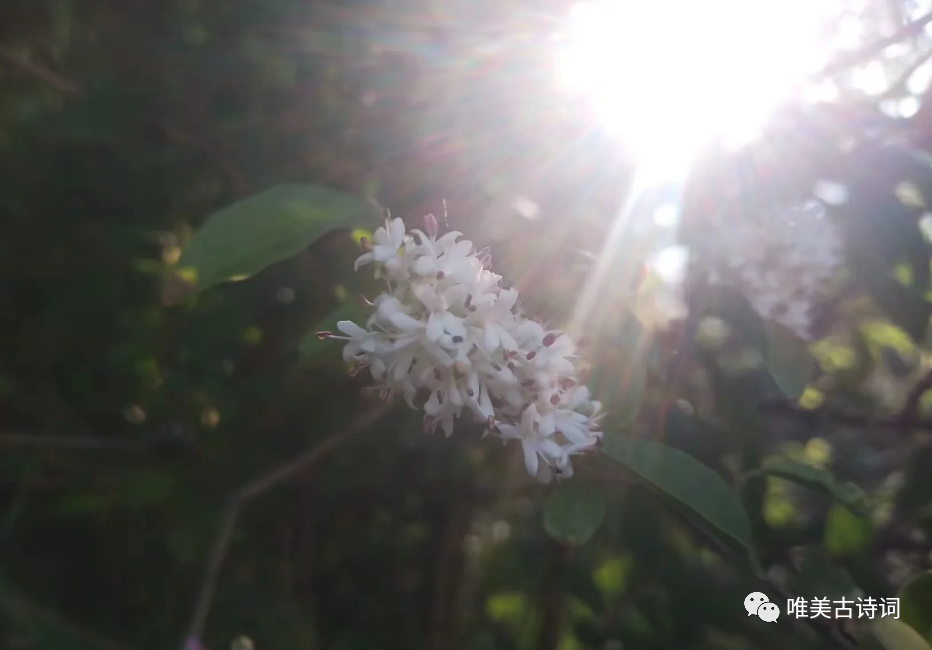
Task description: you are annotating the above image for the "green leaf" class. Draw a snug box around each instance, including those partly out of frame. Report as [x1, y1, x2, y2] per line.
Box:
[746, 458, 868, 514]
[825, 504, 872, 557]
[600, 436, 757, 567]
[764, 320, 815, 399]
[900, 571, 932, 644]
[543, 481, 606, 546]
[299, 300, 372, 362]
[872, 618, 932, 650]
[177, 184, 375, 294]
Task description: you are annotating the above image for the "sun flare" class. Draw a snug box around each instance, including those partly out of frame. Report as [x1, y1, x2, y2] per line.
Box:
[555, 0, 837, 181]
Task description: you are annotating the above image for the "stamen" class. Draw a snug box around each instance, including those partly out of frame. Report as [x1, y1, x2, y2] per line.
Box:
[452, 335, 464, 343]
[542, 333, 558, 347]
[464, 294, 472, 310]
[550, 394, 560, 405]
[437, 271, 445, 280]
[360, 237, 372, 251]
[359, 295, 374, 306]
[526, 351, 536, 360]
[316, 331, 334, 339]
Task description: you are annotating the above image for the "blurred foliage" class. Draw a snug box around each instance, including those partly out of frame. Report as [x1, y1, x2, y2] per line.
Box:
[5, 1, 932, 650]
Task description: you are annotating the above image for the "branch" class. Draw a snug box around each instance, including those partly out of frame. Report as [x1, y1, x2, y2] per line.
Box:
[0, 44, 84, 96]
[535, 540, 568, 650]
[676, 504, 858, 650]
[0, 579, 140, 650]
[766, 581, 859, 650]
[0, 44, 246, 195]
[898, 368, 932, 428]
[757, 397, 932, 432]
[0, 433, 158, 451]
[816, 12, 932, 79]
[426, 498, 471, 650]
[157, 121, 250, 195]
[181, 403, 391, 650]
[881, 50, 932, 99]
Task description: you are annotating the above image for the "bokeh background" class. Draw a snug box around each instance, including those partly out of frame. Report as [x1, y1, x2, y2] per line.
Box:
[5, 1, 932, 649]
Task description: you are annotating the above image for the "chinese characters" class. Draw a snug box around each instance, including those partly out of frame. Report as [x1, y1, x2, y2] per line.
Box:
[786, 597, 899, 620]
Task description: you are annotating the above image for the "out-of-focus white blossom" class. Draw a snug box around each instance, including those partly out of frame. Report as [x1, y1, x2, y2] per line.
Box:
[706, 193, 846, 340]
[319, 215, 604, 481]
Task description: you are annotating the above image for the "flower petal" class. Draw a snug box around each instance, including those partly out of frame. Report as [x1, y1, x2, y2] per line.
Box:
[337, 320, 369, 338]
[354, 252, 375, 271]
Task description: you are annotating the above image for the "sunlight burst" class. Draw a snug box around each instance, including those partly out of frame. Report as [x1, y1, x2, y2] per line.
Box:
[555, 0, 837, 181]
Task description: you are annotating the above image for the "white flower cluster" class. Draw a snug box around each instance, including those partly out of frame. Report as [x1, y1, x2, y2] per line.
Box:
[318, 215, 604, 482]
[708, 190, 847, 341]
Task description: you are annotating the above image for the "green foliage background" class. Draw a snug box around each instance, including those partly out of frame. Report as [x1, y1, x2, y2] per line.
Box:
[4, 2, 932, 650]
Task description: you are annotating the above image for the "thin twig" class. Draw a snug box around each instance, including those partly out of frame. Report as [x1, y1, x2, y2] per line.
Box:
[0, 44, 84, 96]
[0, 579, 140, 650]
[182, 403, 391, 650]
[816, 11, 932, 79]
[0, 434, 156, 451]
